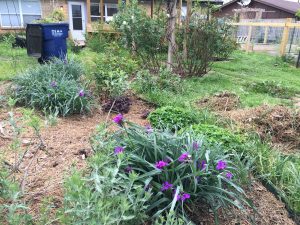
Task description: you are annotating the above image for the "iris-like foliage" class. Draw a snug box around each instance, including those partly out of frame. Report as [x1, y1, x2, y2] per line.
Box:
[104, 118, 252, 222]
[12, 58, 92, 116]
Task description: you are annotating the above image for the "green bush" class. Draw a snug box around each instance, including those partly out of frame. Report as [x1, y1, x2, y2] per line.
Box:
[113, 0, 167, 71]
[86, 119, 250, 223]
[133, 68, 182, 93]
[13, 58, 92, 116]
[248, 80, 297, 98]
[189, 124, 245, 152]
[148, 106, 198, 130]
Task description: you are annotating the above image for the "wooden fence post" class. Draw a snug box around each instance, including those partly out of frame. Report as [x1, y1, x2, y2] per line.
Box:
[280, 18, 292, 56]
[100, 0, 104, 22]
[263, 26, 269, 44]
[87, 0, 91, 24]
[246, 26, 253, 53]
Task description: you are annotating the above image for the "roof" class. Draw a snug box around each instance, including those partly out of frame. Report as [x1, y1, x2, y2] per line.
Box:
[220, 0, 300, 14]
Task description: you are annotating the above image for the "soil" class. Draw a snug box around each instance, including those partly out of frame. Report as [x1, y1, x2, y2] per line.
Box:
[190, 180, 296, 225]
[197, 91, 240, 112]
[0, 95, 154, 217]
[220, 105, 300, 153]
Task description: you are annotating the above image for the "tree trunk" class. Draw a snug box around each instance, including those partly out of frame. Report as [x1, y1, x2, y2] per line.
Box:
[183, 0, 191, 60]
[167, 0, 177, 69]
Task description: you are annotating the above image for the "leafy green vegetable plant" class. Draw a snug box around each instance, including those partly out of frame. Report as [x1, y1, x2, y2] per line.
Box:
[148, 106, 198, 130]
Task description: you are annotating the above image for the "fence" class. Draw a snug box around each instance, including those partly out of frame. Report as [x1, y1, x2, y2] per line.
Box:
[232, 18, 300, 57]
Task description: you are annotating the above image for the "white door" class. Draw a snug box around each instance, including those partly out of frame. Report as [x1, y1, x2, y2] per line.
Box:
[68, 1, 86, 41]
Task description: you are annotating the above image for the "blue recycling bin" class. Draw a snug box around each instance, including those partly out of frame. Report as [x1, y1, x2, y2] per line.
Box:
[26, 23, 69, 62]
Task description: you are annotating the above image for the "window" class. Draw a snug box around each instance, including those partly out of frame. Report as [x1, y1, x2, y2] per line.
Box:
[0, 0, 42, 28]
[90, 2, 118, 23]
[91, 0, 100, 22]
[105, 4, 118, 22]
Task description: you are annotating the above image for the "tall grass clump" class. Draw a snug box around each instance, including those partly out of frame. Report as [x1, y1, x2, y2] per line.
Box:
[12, 58, 92, 116]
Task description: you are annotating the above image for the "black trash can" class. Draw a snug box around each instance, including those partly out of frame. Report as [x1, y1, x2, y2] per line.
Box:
[26, 23, 69, 62]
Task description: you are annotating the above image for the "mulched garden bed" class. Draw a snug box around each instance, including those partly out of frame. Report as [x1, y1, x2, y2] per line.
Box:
[197, 91, 240, 112]
[220, 105, 300, 153]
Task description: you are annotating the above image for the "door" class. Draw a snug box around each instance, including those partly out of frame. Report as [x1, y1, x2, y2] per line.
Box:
[68, 1, 86, 41]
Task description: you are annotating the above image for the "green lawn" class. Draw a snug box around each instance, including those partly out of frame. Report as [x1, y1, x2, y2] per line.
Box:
[0, 42, 36, 81]
[137, 51, 300, 108]
[1, 42, 300, 109]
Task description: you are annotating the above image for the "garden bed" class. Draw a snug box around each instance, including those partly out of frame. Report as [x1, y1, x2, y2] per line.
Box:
[0, 95, 153, 216]
[197, 91, 240, 112]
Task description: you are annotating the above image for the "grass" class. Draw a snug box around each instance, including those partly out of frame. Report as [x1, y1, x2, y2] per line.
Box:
[0, 41, 36, 81]
[133, 51, 300, 108]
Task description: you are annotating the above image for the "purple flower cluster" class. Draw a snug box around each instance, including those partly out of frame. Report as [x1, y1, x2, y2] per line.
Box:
[79, 89, 85, 97]
[192, 141, 199, 150]
[175, 192, 190, 202]
[114, 146, 125, 155]
[198, 160, 207, 170]
[216, 160, 227, 170]
[50, 81, 57, 88]
[145, 124, 153, 134]
[113, 114, 123, 125]
[161, 181, 173, 191]
[155, 160, 168, 169]
[226, 172, 233, 180]
[178, 152, 189, 162]
[124, 166, 133, 174]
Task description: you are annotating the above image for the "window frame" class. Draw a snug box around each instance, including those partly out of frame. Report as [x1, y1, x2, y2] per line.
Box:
[0, 0, 42, 28]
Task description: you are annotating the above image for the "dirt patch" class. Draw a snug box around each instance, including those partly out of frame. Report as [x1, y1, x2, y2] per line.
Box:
[220, 105, 300, 153]
[0, 95, 154, 217]
[197, 91, 240, 112]
[189, 180, 296, 225]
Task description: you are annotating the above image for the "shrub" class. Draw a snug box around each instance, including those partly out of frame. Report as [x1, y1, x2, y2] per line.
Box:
[177, 18, 236, 76]
[133, 68, 182, 93]
[189, 124, 245, 152]
[13, 58, 92, 116]
[148, 106, 198, 130]
[113, 0, 167, 71]
[248, 80, 297, 98]
[87, 118, 250, 223]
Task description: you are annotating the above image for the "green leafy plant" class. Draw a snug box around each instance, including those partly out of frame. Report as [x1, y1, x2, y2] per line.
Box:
[248, 80, 298, 98]
[36, 9, 65, 23]
[13, 58, 92, 116]
[134, 68, 182, 94]
[189, 124, 245, 152]
[113, 0, 167, 71]
[148, 106, 198, 130]
[94, 118, 251, 223]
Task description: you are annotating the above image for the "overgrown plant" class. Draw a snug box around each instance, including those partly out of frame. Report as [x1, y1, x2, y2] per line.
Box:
[13, 58, 92, 116]
[113, 0, 167, 72]
[97, 116, 251, 222]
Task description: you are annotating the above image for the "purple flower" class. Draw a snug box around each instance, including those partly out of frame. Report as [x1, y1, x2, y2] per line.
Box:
[201, 160, 207, 170]
[124, 166, 133, 173]
[178, 152, 189, 162]
[193, 141, 199, 150]
[174, 192, 191, 202]
[161, 181, 173, 191]
[181, 193, 190, 201]
[216, 160, 227, 170]
[114, 146, 124, 155]
[79, 89, 85, 97]
[47, 93, 51, 97]
[50, 81, 57, 88]
[112, 114, 123, 125]
[226, 172, 233, 180]
[155, 160, 168, 169]
[145, 124, 153, 133]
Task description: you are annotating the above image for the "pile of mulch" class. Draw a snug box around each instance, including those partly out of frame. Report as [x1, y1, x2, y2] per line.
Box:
[189, 180, 296, 225]
[220, 105, 300, 153]
[197, 91, 240, 112]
